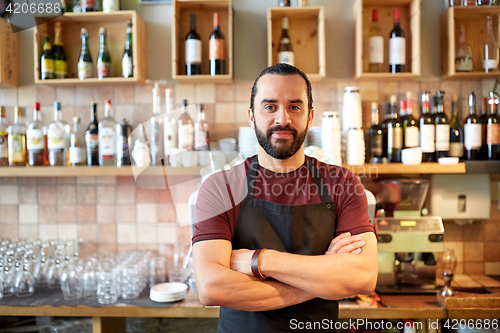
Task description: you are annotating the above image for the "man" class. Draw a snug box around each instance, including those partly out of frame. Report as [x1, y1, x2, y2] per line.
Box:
[193, 64, 377, 332]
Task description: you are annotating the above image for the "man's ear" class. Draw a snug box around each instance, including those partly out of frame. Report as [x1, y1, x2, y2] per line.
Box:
[248, 108, 255, 129]
[308, 108, 314, 128]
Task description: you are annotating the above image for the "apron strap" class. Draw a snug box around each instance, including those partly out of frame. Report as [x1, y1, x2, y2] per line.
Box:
[246, 156, 260, 199]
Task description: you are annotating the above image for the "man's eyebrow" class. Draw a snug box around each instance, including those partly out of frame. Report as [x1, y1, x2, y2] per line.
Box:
[289, 99, 304, 104]
[261, 99, 278, 104]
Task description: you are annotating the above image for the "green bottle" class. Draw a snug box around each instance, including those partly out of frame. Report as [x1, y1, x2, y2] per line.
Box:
[122, 21, 133, 78]
[78, 28, 93, 80]
[53, 22, 67, 79]
[97, 27, 112, 79]
[40, 34, 54, 80]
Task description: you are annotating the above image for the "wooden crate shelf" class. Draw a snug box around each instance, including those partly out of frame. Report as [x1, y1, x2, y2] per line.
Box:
[172, 0, 233, 83]
[354, 0, 421, 80]
[0, 17, 17, 87]
[33, 11, 145, 85]
[0, 166, 203, 177]
[441, 6, 500, 79]
[267, 6, 325, 81]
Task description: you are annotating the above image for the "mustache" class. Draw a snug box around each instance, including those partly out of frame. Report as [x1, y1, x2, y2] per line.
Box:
[266, 124, 298, 137]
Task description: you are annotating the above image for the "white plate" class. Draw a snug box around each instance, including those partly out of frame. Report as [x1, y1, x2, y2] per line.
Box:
[150, 292, 186, 303]
[438, 157, 459, 165]
[151, 282, 188, 294]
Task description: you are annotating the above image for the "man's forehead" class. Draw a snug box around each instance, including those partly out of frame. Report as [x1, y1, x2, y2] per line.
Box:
[255, 74, 307, 95]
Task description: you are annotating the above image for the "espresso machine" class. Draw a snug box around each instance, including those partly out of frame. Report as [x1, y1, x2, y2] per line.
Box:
[374, 179, 444, 294]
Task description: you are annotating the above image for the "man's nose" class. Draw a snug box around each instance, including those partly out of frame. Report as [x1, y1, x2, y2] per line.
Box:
[275, 106, 291, 125]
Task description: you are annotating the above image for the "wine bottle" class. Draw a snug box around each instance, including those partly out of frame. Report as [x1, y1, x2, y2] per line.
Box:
[483, 15, 499, 73]
[449, 95, 464, 159]
[403, 92, 419, 148]
[48, 102, 68, 166]
[98, 99, 116, 166]
[384, 95, 402, 163]
[69, 117, 86, 166]
[210, 12, 225, 76]
[27, 102, 46, 166]
[366, 102, 383, 163]
[85, 102, 99, 166]
[8, 106, 27, 166]
[97, 27, 112, 79]
[0, 106, 8, 166]
[194, 104, 209, 151]
[40, 34, 54, 80]
[277, 16, 294, 66]
[116, 118, 132, 166]
[435, 91, 450, 160]
[78, 28, 93, 80]
[185, 13, 202, 76]
[52, 22, 67, 79]
[389, 8, 405, 73]
[455, 24, 473, 73]
[150, 82, 163, 165]
[420, 91, 435, 162]
[464, 92, 482, 160]
[122, 21, 133, 78]
[178, 99, 194, 151]
[486, 92, 500, 160]
[164, 88, 177, 164]
[368, 9, 383, 73]
[480, 97, 489, 159]
[131, 124, 151, 168]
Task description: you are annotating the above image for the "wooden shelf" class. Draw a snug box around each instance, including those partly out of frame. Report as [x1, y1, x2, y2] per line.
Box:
[354, 0, 421, 79]
[267, 6, 325, 80]
[0, 166, 203, 177]
[441, 6, 500, 79]
[33, 11, 146, 85]
[172, 0, 233, 82]
[342, 162, 466, 175]
[0, 17, 17, 87]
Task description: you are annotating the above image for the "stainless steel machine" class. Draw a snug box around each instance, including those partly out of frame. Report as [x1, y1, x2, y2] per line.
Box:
[374, 179, 444, 294]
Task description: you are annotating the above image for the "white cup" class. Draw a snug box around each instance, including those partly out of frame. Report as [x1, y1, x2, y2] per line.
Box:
[169, 148, 184, 167]
[402, 147, 422, 165]
[182, 151, 199, 167]
[198, 151, 210, 167]
[219, 138, 237, 152]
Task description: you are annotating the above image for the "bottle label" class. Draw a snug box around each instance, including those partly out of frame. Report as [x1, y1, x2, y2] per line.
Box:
[27, 129, 45, 150]
[69, 147, 85, 164]
[178, 124, 194, 150]
[99, 127, 115, 159]
[388, 126, 402, 149]
[82, 0, 94, 9]
[8, 133, 26, 162]
[420, 124, 435, 153]
[85, 133, 99, 154]
[122, 55, 133, 78]
[368, 36, 384, 64]
[0, 130, 7, 158]
[404, 126, 420, 148]
[487, 123, 500, 145]
[389, 37, 406, 65]
[278, 51, 294, 66]
[164, 119, 177, 156]
[103, 0, 115, 11]
[370, 134, 383, 157]
[41, 58, 54, 77]
[449, 142, 464, 157]
[48, 125, 66, 150]
[209, 39, 225, 60]
[78, 62, 93, 79]
[455, 55, 473, 72]
[435, 124, 450, 151]
[132, 141, 151, 167]
[483, 59, 498, 71]
[97, 61, 112, 78]
[185, 39, 202, 64]
[54, 60, 67, 78]
[464, 123, 482, 149]
[195, 130, 208, 150]
[117, 136, 130, 159]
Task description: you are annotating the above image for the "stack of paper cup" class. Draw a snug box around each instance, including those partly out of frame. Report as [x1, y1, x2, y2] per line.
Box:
[306, 127, 322, 147]
[321, 112, 342, 166]
[346, 127, 365, 166]
[342, 87, 363, 163]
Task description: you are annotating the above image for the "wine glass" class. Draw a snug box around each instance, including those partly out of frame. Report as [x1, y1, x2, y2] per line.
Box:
[441, 249, 457, 296]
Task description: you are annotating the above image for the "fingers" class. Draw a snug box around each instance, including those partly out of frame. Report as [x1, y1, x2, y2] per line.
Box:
[337, 240, 365, 254]
[326, 233, 366, 254]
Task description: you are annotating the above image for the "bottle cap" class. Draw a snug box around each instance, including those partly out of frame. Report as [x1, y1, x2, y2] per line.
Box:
[99, 27, 106, 35]
[394, 8, 401, 22]
[390, 95, 397, 104]
[372, 9, 378, 21]
[54, 101, 61, 110]
[371, 102, 378, 110]
[33, 102, 40, 110]
[81, 27, 88, 35]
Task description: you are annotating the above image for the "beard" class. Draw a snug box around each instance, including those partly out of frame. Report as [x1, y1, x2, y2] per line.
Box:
[254, 122, 308, 160]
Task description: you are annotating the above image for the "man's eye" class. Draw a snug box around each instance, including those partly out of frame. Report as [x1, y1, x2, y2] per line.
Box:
[264, 105, 275, 111]
[290, 105, 300, 111]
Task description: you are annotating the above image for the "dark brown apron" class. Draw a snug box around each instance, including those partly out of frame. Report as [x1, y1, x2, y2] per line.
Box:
[217, 156, 338, 333]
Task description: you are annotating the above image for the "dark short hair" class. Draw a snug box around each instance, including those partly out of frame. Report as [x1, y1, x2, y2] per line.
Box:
[250, 63, 313, 113]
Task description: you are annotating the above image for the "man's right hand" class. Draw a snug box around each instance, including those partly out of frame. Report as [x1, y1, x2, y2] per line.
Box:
[325, 232, 366, 255]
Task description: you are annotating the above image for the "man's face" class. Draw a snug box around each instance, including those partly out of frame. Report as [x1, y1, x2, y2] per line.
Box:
[249, 74, 313, 160]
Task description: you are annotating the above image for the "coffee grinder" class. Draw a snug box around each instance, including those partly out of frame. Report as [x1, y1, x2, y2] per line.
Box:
[374, 179, 444, 294]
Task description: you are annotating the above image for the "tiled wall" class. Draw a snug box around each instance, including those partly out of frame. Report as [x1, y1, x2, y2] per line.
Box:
[0, 79, 499, 273]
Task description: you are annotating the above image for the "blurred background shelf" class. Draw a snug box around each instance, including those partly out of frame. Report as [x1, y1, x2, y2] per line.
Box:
[0, 166, 203, 177]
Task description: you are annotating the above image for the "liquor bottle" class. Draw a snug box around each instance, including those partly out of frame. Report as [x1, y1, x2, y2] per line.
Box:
[150, 83, 163, 165]
[61, 0, 73, 12]
[480, 97, 489, 159]
[78, 28, 93, 80]
[53, 22, 67, 79]
[0, 106, 8, 166]
[449, 95, 464, 159]
[455, 24, 473, 72]
[194, 104, 209, 151]
[368, 9, 383, 73]
[366, 102, 383, 163]
[185, 13, 202, 76]
[483, 16, 499, 73]
[40, 34, 54, 80]
[486, 92, 500, 160]
[131, 124, 151, 167]
[81, 0, 94, 12]
[209, 12, 225, 76]
[389, 8, 405, 73]
[48, 102, 68, 166]
[122, 21, 133, 78]
[116, 117, 132, 166]
[403, 92, 419, 148]
[69, 117, 86, 166]
[85, 102, 99, 166]
[435, 91, 450, 160]
[464, 92, 482, 160]
[178, 99, 194, 151]
[97, 27, 112, 79]
[164, 88, 178, 163]
[278, 17, 294, 66]
[420, 91, 435, 162]
[384, 95, 403, 163]
[8, 106, 27, 166]
[98, 99, 116, 166]
[27, 102, 46, 166]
